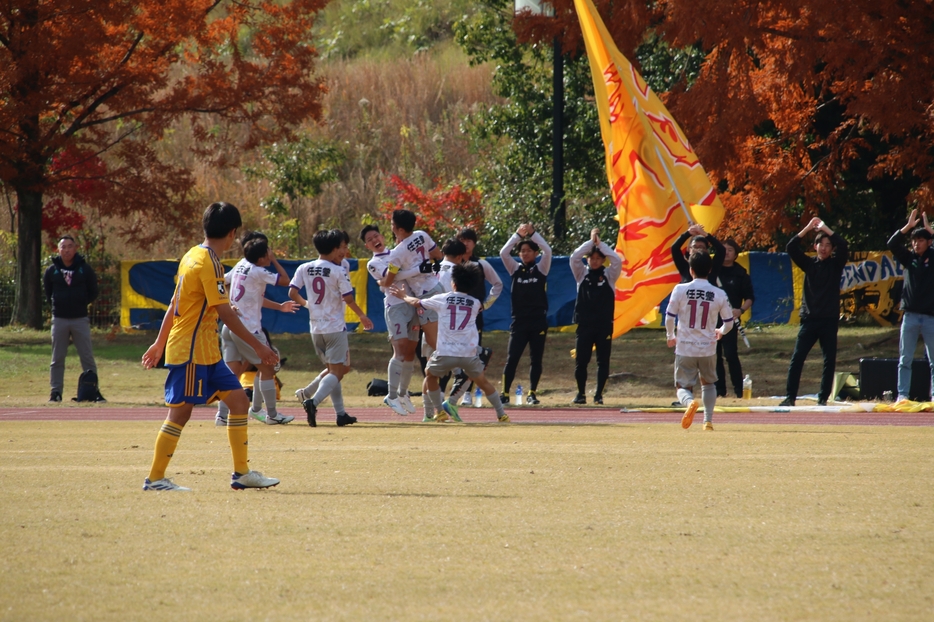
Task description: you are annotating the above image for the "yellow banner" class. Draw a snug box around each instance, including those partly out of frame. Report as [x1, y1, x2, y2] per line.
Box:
[573, 0, 725, 336]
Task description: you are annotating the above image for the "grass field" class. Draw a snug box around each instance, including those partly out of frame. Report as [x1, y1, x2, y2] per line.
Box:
[3, 325, 933, 620]
[2, 421, 933, 620]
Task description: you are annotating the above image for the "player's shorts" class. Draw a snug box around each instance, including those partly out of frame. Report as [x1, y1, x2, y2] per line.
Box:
[674, 354, 718, 388]
[220, 325, 239, 364]
[425, 353, 485, 379]
[416, 283, 445, 324]
[312, 331, 349, 365]
[230, 328, 270, 366]
[385, 302, 419, 342]
[164, 360, 242, 406]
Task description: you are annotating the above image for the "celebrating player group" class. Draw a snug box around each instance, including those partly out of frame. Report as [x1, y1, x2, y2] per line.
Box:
[144, 200, 907, 490]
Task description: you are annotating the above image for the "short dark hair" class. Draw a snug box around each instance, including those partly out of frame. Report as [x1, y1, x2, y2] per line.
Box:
[240, 230, 266, 247]
[441, 238, 467, 258]
[451, 262, 483, 294]
[203, 202, 242, 239]
[243, 236, 270, 264]
[360, 224, 380, 242]
[814, 231, 834, 246]
[313, 229, 345, 256]
[689, 250, 712, 277]
[340, 230, 350, 245]
[690, 235, 709, 249]
[517, 239, 540, 253]
[58, 235, 76, 244]
[391, 209, 416, 233]
[588, 246, 606, 259]
[456, 228, 478, 244]
[910, 226, 933, 241]
[723, 238, 741, 255]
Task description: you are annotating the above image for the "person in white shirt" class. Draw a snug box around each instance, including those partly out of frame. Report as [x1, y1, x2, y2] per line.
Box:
[569, 228, 623, 405]
[216, 232, 298, 426]
[390, 262, 510, 423]
[380, 210, 444, 351]
[289, 229, 373, 427]
[450, 228, 501, 406]
[499, 223, 552, 405]
[294, 232, 369, 408]
[359, 224, 421, 417]
[665, 251, 734, 431]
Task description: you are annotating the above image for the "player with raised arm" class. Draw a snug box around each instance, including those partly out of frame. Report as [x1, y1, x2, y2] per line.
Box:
[666, 251, 735, 431]
[360, 224, 423, 417]
[569, 228, 623, 405]
[221, 232, 297, 425]
[290, 229, 373, 427]
[141, 202, 280, 491]
[390, 263, 510, 423]
[499, 223, 552, 405]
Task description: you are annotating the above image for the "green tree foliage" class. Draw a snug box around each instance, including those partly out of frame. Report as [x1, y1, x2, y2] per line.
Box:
[454, 1, 703, 254]
[243, 137, 345, 257]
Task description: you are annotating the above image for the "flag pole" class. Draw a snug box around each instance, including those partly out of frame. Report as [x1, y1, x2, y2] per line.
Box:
[653, 145, 694, 225]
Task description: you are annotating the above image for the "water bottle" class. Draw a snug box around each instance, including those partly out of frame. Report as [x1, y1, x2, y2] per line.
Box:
[514, 384, 523, 406]
[742, 375, 752, 400]
[473, 386, 483, 408]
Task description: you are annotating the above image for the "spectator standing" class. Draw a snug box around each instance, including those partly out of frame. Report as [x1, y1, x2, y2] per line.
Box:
[499, 223, 552, 405]
[886, 209, 934, 403]
[780, 218, 849, 406]
[714, 239, 755, 398]
[44, 235, 100, 402]
[569, 228, 622, 405]
[671, 223, 725, 284]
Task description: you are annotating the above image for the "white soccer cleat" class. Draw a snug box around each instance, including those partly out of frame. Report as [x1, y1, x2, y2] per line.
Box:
[143, 477, 191, 491]
[248, 407, 266, 422]
[295, 388, 308, 402]
[399, 394, 417, 414]
[384, 395, 408, 416]
[215, 415, 227, 427]
[459, 393, 472, 406]
[230, 470, 280, 490]
[264, 413, 294, 425]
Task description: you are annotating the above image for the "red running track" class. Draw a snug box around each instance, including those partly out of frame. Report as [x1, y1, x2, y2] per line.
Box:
[2, 406, 933, 426]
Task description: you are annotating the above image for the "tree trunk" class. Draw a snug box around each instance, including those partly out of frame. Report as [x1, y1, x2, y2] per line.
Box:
[12, 186, 44, 329]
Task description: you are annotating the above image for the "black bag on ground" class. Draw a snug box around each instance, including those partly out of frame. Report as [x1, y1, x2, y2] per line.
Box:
[367, 378, 388, 396]
[74, 369, 106, 402]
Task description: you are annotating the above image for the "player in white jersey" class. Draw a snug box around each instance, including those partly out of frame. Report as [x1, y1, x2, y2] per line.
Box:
[390, 262, 509, 423]
[380, 210, 443, 348]
[666, 251, 734, 430]
[294, 232, 371, 407]
[216, 232, 298, 426]
[289, 229, 373, 427]
[359, 224, 422, 416]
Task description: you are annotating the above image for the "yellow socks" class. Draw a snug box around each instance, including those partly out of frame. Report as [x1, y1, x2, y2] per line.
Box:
[226, 414, 250, 475]
[147, 420, 184, 481]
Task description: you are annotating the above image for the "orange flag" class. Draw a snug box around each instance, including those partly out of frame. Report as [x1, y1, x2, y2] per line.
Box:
[573, 0, 725, 336]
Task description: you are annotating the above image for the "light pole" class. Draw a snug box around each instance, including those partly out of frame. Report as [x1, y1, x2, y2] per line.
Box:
[515, 0, 565, 241]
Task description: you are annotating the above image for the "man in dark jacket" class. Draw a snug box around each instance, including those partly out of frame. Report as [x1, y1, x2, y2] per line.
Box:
[780, 218, 849, 406]
[43, 236, 99, 402]
[671, 223, 725, 284]
[715, 239, 755, 397]
[887, 209, 934, 402]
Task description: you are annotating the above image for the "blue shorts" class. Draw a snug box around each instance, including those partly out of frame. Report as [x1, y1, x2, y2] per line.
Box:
[164, 361, 242, 406]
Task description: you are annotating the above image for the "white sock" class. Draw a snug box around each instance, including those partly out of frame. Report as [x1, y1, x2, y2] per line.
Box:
[399, 359, 415, 397]
[252, 375, 262, 411]
[387, 358, 403, 399]
[313, 374, 340, 407]
[677, 387, 694, 406]
[304, 369, 328, 396]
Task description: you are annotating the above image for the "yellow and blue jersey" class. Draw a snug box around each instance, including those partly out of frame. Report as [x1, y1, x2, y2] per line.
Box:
[165, 245, 228, 366]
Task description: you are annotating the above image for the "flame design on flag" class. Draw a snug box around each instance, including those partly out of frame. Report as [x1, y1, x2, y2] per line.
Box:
[573, 0, 725, 336]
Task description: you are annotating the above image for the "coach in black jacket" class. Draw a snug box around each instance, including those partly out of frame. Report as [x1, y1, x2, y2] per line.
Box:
[887, 209, 934, 402]
[43, 236, 99, 402]
[780, 218, 849, 406]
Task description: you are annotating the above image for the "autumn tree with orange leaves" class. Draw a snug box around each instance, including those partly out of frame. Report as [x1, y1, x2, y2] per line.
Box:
[0, 0, 326, 328]
[513, 0, 934, 249]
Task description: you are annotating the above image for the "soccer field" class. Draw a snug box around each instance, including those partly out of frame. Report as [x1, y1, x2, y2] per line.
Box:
[2, 416, 933, 620]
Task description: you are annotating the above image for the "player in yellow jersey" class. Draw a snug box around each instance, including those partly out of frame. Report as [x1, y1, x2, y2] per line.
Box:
[140, 202, 281, 491]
